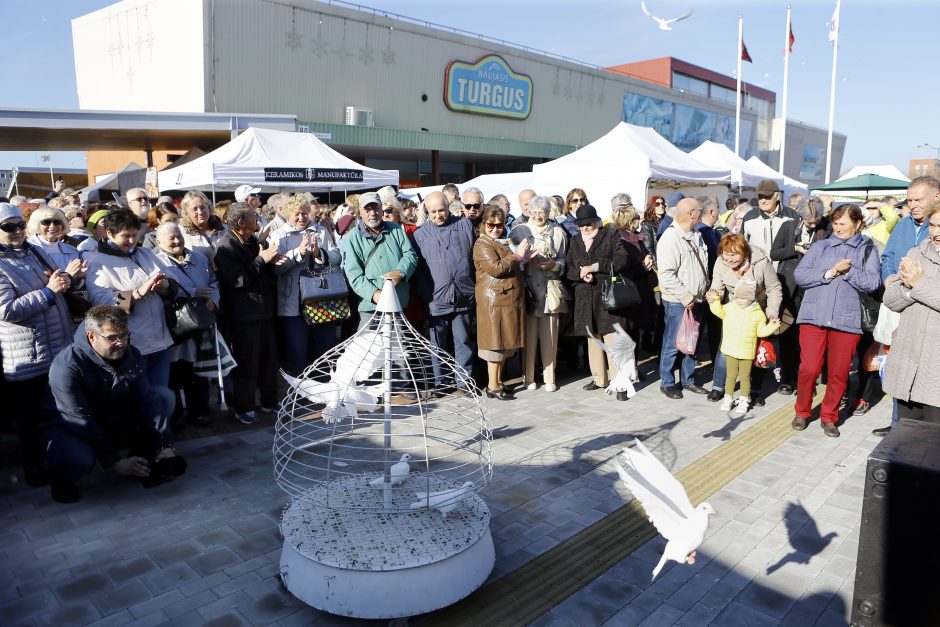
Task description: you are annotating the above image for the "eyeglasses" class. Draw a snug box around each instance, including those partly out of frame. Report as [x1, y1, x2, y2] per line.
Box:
[464, 203, 482, 210]
[570, 197, 586, 204]
[361, 205, 382, 213]
[655, 201, 665, 206]
[0, 221, 27, 233]
[485, 222, 504, 229]
[129, 197, 150, 204]
[97, 332, 129, 344]
[757, 194, 774, 201]
[40, 219, 64, 227]
[383, 208, 397, 214]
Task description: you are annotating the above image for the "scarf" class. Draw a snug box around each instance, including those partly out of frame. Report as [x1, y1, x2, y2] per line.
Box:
[582, 228, 599, 251]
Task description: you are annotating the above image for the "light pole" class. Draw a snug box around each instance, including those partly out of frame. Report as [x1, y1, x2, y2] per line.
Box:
[39, 154, 54, 189]
[917, 143, 940, 161]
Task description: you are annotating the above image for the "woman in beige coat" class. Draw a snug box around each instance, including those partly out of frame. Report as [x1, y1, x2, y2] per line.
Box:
[881, 202, 940, 423]
[474, 206, 528, 400]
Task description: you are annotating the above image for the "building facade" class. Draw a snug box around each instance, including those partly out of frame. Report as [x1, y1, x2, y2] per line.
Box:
[71, 0, 844, 187]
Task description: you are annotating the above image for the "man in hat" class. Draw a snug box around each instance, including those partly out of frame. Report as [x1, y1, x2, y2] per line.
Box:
[235, 184, 267, 228]
[656, 197, 710, 399]
[342, 191, 417, 323]
[656, 191, 687, 238]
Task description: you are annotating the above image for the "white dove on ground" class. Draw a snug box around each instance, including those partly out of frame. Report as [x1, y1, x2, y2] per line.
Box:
[370, 453, 412, 487]
[586, 324, 639, 398]
[280, 370, 382, 424]
[410, 481, 474, 516]
[614, 439, 716, 580]
[640, 0, 693, 31]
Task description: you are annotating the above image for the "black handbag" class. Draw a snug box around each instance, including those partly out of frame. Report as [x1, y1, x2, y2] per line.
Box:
[600, 262, 641, 311]
[299, 265, 351, 324]
[162, 274, 216, 343]
[858, 244, 882, 333]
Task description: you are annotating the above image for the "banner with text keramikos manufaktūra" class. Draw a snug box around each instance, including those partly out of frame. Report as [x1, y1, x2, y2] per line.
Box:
[443, 54, 533, 120]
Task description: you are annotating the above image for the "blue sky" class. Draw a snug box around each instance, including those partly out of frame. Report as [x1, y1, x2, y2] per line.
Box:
[2, 0, 937, 178]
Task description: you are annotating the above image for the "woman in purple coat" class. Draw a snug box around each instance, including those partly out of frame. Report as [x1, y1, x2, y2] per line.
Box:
[792, 205, 881, 437]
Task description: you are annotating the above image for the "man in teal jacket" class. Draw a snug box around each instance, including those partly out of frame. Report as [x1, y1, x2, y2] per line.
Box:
[343, 192, 418, 322]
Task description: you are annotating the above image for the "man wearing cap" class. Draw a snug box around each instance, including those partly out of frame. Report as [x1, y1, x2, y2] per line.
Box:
[741, 180, 799, 270]
[342, 192, 418, 323]
[235, 185, 266, 227]
[656, 197, 710, 399]
[412, 192, 476, 385]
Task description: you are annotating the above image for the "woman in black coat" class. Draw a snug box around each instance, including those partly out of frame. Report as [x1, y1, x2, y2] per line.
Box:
[565, 204, 631, 400]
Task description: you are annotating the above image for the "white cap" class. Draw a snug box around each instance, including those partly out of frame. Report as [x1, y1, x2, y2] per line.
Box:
[359, 192, 381, 207]
[235, 185, 261, 202]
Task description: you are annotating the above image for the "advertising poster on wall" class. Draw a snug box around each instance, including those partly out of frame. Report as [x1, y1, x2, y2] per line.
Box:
[672, 105, 716, 152]
[622, 93, 674, 139]
[800, 145, 825, 180]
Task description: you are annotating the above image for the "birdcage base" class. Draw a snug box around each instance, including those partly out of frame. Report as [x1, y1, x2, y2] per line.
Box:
[279, 493, 495, 618]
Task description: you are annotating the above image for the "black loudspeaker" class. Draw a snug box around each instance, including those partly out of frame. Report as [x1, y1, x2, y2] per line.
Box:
[851, 419, 940, 626]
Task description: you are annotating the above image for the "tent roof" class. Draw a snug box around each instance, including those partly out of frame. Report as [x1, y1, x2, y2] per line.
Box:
[744, 157, 809, 197]
[79, 161, 143, 202]
[690, 141, 775, 189]
[836, 164, 910, 183]
[158, 127, 398, 192]
[812, 173, 911, 192]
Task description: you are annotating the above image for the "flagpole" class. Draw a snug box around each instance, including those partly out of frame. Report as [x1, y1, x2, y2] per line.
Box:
[735, 15, 743, 157]
[778, 5, 792, 174]
[825, 0, 841, 184]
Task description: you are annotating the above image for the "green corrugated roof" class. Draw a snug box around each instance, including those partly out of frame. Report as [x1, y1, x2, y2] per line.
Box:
[299, 121, 574, 159]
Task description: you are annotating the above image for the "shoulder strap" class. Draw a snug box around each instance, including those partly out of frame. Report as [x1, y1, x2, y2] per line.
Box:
[27, 246, 57, 274]
[363, 241, 380, 272]
[684, 237, 709, 280]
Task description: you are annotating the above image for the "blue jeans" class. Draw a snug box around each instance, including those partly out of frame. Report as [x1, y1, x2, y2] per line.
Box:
[140, 347, 172, 389]
[427, 311, 474, 383]
[280, 316, 339, 376]
[659, 301, 698, 389]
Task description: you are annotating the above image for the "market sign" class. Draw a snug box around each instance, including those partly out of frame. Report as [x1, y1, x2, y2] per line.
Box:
[444, 54, 532, 120]
[263, 168, 363, 183]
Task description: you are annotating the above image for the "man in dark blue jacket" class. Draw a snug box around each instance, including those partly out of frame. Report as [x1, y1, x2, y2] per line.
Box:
[44, 305, 181, 503]
[411, 191, 476, 385]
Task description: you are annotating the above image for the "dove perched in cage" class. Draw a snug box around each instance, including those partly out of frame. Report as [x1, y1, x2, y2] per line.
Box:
[280, 370, 382, 424]
[585, 324, 639, 398]
[410, 481, 474, 516]
[614, 439, 716, 580]
[370, 453, 412, 487]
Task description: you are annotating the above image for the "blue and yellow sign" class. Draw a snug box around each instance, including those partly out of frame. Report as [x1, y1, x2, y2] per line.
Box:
[444, 54, 533, 120]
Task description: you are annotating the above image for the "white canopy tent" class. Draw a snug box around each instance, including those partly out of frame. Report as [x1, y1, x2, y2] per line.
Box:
[400, 172, 535, 218]
[532, 122, 731, 217]
[836, 164, 910, 184]
[158, 127, 398, 194]
[744, 156, 809, 200]
[79, 162, 144, 202]
[690, 141, 778, 191]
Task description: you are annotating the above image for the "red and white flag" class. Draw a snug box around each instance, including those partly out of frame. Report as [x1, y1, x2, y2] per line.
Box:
[787, 24, 795, 54]
[741, 41, 753, 63]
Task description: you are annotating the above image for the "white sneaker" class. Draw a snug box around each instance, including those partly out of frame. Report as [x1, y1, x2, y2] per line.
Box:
[719, 395, 735, 411]
[526, 381, 538, 391]
[733, 397, 750, 415]
[544, 383, 557, 392]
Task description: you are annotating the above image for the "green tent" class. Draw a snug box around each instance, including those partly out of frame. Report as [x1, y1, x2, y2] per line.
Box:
[812, 173, 910, 199]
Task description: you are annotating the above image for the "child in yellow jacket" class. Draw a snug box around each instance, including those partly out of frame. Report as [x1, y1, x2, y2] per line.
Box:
[707, 283, 780, 414]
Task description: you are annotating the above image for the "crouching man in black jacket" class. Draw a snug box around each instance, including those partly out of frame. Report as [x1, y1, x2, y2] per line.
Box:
[43, 305, 183, 503]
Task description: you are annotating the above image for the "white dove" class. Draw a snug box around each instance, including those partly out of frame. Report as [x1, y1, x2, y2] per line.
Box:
[585, 324, 639, 398]
[280, 370, 382, 424]
[640, 0, 693, 31]
[410, 481, 474, 517]
[370, 453, 412, 487]
[614, 439, 716, 579]
[336, 330, 406, 384]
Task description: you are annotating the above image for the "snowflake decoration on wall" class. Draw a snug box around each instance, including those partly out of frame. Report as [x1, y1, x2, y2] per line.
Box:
[286, 30, 303, 50]
[310, 38, 328, 58]
[359, 45, 374, 65]
[382, 48, 396, 66]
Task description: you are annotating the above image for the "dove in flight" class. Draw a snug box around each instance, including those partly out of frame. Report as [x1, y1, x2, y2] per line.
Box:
[370, 453, 413, 487]
[586, 324, 639, 398]
[640, 0, 693, 31]
[335, 330, 406, 384]
[280, 370, 382, 424]
[410, 481, 474, 517]
[614, 439, 716, 579]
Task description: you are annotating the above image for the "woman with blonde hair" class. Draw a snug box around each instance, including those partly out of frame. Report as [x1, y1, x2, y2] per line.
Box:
[180, 190, 227, 266]
[26, 205, 86, 285]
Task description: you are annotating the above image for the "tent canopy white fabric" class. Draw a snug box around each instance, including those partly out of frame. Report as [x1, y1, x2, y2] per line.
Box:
[691, 141, 776, 190]
[744, 156, 809, 199]
[532, 122, 731, 217]
[158, 127, 398, 193]
[79, 162, 143, 202]
[400, 172, 535, 217]
[836, 164, 910, 184]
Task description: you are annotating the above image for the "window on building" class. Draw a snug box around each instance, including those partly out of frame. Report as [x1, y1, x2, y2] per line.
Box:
[673, 72, 708, 97]
[710, 84, 736, 105]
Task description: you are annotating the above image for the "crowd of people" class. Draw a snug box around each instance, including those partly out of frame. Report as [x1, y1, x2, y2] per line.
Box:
[2, 173, 939, 504]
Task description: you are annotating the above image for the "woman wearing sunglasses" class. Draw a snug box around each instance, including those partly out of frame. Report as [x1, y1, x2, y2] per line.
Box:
[26, 205, 87, 287]
[0, 203, 74, 490]
[473, 205, 529, 400]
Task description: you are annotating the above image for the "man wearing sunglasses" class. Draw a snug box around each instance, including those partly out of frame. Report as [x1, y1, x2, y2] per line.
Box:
[461, 187, 485, 227]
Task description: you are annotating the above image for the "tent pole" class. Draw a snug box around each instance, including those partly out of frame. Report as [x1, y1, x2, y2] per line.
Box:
[211, 183, 216, 206]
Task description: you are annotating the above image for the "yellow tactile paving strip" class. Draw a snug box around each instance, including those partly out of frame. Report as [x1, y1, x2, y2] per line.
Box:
[421, 390, 820, 626]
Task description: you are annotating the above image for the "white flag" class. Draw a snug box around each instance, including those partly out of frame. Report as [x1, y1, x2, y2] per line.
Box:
[828, 2, 839, 43]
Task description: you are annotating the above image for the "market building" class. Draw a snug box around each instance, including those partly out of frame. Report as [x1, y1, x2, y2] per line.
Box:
[65, 0, 844, 188]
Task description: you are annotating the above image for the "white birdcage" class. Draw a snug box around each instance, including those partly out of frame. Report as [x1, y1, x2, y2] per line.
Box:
[273, 279, 495, 619]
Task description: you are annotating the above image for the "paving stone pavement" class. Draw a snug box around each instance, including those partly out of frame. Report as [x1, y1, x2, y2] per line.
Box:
[0, 363, 889, 626]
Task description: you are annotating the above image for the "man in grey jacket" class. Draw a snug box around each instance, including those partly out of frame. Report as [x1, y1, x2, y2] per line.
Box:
[412, 192, 476, 386]
[656, 198, 710, 399]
